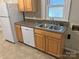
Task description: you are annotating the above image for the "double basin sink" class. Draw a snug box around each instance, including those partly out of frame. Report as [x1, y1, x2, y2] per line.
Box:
[35, 23, 65, 33]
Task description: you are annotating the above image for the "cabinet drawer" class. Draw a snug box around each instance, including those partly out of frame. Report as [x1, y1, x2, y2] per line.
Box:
[44, 31, 62, 39]
[35, 29, 44, 34]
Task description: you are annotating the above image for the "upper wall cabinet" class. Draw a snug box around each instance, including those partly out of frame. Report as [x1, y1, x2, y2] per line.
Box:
[18, 0, 24, 11]
[24, 0, 32, 12]
[18, 0, 37, 12]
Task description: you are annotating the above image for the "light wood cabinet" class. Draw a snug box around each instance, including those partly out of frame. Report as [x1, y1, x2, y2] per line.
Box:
[46, 36, 61, 56]
[18, 0, 25, 11]
[24, 0, 32, 12]
[34, 29, 64, 57]
[45, 31, 64, 57]
[15, 24, 23, 43]
[18, 0, 37, 12]
[35, 34, 45, 51]
[35, 29, 45, 51]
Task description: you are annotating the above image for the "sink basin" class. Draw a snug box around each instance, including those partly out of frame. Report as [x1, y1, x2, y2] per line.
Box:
[49, 26, 54, 29]
[48, 25, 65, 32]
[35, 23, 65, 32]
[36, 23, 49, 28]
[54, 26, 64, 30]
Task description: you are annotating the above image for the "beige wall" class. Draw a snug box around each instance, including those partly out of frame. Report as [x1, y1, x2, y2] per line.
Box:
[65, 0, 79, 51]
[25, 0, 41, 18]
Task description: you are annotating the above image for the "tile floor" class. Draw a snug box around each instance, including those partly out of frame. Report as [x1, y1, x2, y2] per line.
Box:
[0, 31, 79, 59]
[0, 31, 56, 59]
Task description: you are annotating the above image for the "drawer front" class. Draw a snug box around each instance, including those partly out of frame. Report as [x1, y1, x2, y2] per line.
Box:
[34, 29, 44, 34]
[44, 31, 62, 39]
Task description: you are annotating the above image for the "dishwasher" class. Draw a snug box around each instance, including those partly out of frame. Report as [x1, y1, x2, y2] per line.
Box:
[21, 26, 35, 47]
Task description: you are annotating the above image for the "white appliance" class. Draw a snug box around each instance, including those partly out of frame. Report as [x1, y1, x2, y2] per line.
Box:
[21, 26, 35, 47]
[0, 2, 23, 43]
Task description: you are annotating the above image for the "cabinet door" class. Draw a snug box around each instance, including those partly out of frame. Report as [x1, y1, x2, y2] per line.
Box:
[46, 36, 61, 55]
[18, 0, 25, 11]
[15, 25, 23, 43]
[35, 34, 45, 51]
[24, 0, 32, 12]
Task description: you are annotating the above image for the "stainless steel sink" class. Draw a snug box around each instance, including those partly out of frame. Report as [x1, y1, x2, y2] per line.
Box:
[35, 23, 65, 32]
[48, 25, 65, 32]
[35, 23, 49, 28]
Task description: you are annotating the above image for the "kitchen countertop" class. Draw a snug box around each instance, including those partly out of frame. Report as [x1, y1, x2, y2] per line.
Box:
[15, 19, 68, 34]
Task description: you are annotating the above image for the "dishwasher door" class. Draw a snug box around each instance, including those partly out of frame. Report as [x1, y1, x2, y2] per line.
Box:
[21, 26, 35, 47]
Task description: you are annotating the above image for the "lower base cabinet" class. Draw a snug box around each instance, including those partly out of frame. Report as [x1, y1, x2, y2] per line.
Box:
[15, 24, 23, 43]
[15, 25, 64, 58]
[35, 34, 45, 51]
[46, 36, 61, 57]
[35, 29, 64, 58]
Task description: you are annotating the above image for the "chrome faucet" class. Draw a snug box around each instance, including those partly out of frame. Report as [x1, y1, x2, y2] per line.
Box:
[49, 17, 55, 24]
[49, 17, 60, 27]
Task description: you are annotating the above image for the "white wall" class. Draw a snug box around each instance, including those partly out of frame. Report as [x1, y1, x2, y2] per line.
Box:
[4, 0, 18, 3]
[65, 0, 79, 51]
[69, 0, 79, 25]
[41, 0, 46, 19]
[0, 0, 18, 3]
[0, 0, 4, 2]
[0, 0, 4, 31]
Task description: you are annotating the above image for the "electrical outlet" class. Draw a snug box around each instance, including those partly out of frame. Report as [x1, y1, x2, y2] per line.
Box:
[67, 34, 71, 39]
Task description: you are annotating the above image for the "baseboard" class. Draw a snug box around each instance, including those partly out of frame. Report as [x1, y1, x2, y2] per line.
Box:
[6, 40, 15, 44]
